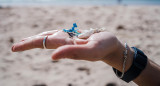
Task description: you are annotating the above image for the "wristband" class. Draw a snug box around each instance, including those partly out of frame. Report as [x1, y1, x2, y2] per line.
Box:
[113, 47, 148, 82]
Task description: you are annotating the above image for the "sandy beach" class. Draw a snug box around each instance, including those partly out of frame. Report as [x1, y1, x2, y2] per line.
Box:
[0, 6, 160, 86]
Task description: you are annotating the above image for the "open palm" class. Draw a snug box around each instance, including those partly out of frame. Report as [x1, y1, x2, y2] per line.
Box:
[12, 30, 119, 61]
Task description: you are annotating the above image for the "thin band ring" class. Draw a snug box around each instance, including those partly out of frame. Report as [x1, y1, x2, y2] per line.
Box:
[43, 36, 48, 49]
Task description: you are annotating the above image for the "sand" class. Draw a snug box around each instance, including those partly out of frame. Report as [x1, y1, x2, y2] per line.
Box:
[0, 5, 160, 86]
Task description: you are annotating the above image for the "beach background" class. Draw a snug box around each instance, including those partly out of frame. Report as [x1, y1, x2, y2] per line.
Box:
[0, 0, 160, 86]
[1, 0, 160, 5]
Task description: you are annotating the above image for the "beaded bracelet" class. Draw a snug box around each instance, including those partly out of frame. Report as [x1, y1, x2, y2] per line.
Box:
[115, 43, 128, 78]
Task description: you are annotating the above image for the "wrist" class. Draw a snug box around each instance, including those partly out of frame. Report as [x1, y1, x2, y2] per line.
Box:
[102, 41, 134, 72]
[113, 47, 148, 82]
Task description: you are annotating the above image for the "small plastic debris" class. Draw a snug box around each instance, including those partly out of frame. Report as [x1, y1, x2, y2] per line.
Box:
[63, 23, 105, 38]
[78, 28, 105, 39]
[63, 23, 81, 38]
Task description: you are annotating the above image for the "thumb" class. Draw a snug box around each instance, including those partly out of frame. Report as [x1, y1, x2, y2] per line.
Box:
[74, 38, 88, 45]
[52, 44, 92, 60]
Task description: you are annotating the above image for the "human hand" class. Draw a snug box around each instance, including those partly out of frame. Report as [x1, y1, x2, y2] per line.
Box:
[12, 30, 120, 62]
[12, 30, 76, 51]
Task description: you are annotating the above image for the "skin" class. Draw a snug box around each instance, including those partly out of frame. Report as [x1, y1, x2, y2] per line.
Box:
[12, 30, 160, 86]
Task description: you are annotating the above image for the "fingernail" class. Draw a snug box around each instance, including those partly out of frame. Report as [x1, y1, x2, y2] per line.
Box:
[52, 56, 62, 60]
[52, 57, 58, 60]
[21, 40, 25, 42]
[75, 38, 88, 44]
[75, 38, 86, 41]
[11, 46, 15, 52]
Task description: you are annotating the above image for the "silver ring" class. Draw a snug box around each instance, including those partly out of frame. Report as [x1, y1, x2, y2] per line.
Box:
[43, 36, 48, 49]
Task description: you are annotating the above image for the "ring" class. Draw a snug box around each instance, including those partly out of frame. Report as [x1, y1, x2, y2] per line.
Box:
[43, 36, 48, 49]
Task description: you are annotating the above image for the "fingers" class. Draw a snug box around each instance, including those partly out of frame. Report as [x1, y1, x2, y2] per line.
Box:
[11, 30, 90, 52]
[11, 36, 68, 52]
[12, 30, 63, 52]
[12, 36, 45, 52]
[38, 30, 58, 36]
[11, 31, 72, 52]
[51, 43, 95, 61]
[21, 30, 58, 41]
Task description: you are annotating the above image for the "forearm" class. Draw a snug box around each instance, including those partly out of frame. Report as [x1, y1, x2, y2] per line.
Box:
[133, 60, 160, 86]
[102, 41, 160, 86]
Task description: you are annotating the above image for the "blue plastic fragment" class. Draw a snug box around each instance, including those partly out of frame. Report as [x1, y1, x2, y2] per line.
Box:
[73, 23, 77, 28]
[63, 23, 81, 37]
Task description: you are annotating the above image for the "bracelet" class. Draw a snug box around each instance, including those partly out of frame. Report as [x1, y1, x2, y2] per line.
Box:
[115, 43, 128, 78]
[113, 47, 148, 82]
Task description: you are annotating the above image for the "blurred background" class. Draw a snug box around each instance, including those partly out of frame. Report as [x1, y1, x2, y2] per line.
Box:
[1, 0, 160, 5]
[0, 0, 160, 86]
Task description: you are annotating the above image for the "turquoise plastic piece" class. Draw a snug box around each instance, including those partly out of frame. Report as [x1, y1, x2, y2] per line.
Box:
[63, 23, 81, 37]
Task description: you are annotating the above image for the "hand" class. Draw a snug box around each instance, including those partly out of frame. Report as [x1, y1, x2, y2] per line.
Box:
[12, 30, 75, 51]
[12, 30, 120, 62]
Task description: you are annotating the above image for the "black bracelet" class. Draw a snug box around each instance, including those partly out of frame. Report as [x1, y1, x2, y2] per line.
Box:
[113, 47, 148, 82]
